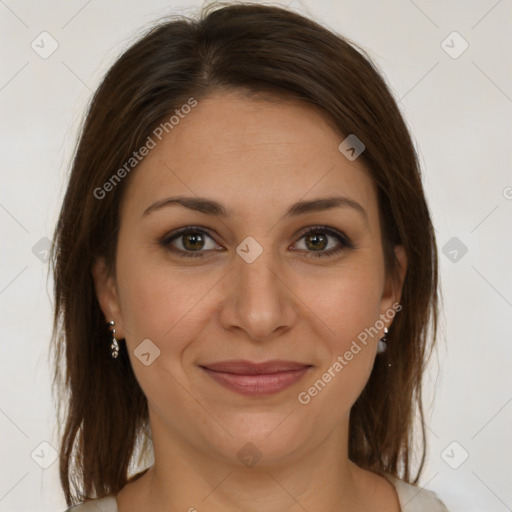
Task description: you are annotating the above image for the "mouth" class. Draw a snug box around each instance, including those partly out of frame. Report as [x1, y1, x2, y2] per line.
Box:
[199, 360, 313, 396]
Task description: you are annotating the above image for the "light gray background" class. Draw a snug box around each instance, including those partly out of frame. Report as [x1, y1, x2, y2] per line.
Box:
[1, 1, 511, 511]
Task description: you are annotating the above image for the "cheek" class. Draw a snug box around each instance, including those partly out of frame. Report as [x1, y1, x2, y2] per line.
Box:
[308, 258, 384, 345]
[298, 283, 380, 420]
[114, 259, 211, 410]
[300, 260, 383, 400]
[116, 246, 220, 360]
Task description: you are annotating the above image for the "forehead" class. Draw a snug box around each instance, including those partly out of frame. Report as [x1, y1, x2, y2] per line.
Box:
[120, 91, 379, 224]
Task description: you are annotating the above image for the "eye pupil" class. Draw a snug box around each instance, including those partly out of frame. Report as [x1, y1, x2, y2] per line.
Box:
[163, 226, 348, 259]
[183, 232, 204, 250]
[306, 233, 327, 251]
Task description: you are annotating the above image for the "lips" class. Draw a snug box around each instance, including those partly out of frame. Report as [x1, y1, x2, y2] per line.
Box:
[201, 360, 310, 374]
[199, 360, 312, 396]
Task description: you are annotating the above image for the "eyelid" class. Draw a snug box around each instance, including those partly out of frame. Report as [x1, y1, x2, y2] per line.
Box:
[160, 225, 353, 258]
[293, 225, 352, 247]
[161, 226, 222, 256]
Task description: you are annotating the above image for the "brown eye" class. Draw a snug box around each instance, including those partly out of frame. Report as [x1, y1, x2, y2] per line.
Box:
[181, 232, 206, 251]
[161, 227, 221, 258]
[304, 232, 329, 251]
[294, 227, 353, 258]
[161, 225, 353, 259]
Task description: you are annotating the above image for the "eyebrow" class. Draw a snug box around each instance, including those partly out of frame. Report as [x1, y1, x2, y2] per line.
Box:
[142, 195, 368, 222]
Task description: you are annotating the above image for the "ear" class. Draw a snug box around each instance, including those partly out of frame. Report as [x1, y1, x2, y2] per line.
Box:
[91, 257, 126, 339]
[380, 244, 407, 318]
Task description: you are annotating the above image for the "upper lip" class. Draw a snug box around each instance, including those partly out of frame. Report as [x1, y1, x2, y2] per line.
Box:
[200, 360, 311, 375]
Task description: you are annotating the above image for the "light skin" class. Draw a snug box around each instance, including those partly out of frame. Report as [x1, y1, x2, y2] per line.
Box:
[93, 90, 407, 512]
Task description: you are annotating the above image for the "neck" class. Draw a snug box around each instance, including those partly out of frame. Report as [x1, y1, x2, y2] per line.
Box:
[131, 413, 374, 512]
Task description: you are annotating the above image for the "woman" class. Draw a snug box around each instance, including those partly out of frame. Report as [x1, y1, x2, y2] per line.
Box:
[51, 2, 448, 511]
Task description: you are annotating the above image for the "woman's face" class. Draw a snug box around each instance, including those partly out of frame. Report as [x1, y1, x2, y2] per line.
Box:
[94, 90, 406, 467]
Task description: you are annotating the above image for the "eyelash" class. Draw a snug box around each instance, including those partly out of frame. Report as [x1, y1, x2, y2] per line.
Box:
[159, 225, 353, 259]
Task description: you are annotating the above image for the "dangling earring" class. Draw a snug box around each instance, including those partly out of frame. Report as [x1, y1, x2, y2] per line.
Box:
[377, 326, 389, 354]
[108, 320, 119, 359]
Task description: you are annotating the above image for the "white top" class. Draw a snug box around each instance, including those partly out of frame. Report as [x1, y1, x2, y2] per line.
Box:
[64, 474, 449, 511]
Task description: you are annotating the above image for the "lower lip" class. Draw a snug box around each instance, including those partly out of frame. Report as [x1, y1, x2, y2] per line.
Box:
[201, 366, 311, 396]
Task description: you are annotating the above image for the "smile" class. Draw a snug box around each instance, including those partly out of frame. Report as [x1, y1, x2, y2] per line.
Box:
[199, 360, 313, 396]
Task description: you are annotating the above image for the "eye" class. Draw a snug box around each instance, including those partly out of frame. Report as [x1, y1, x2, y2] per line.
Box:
[293, 226, 353, 258]
[160, 225, 353, 259]
[161, 227, 221, 258]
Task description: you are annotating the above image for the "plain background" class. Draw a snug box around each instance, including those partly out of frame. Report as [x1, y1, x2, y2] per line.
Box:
[1, 0, 511, 511]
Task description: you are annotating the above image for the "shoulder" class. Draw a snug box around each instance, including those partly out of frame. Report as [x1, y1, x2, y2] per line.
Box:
[62, 494, 118, 512]
[383, 474, 450, 512]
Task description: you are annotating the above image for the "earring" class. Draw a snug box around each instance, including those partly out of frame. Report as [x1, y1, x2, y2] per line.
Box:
[377, 326, 389, 354]
[108, 320, 119, 359]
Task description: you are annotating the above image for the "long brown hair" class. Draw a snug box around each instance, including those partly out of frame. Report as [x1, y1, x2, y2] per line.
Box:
[50, 1, 439, 506]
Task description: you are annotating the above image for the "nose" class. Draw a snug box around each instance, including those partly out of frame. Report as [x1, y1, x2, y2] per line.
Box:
[219, 243, 298, 342]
